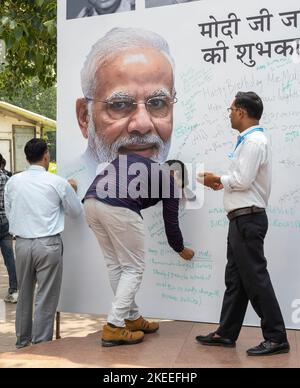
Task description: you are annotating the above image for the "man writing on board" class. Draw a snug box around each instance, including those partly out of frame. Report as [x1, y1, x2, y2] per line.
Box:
[196, 91, 290, 356]
[84, 154, 194, 347]
[77, 25, 194, 346]
[5, 139, 83, 348]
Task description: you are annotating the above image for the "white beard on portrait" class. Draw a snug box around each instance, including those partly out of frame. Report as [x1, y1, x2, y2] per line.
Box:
[86, 113, 171, 164]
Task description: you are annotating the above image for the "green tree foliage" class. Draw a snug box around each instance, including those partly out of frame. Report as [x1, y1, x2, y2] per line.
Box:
[44, 131, 56, 162]
[0, 77, 56, 120]
[0, 76, 57, 161]
[0, 0, 56, 92]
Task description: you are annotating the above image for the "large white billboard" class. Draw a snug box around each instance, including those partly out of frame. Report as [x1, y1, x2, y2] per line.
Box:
[57, 0, 300, 329]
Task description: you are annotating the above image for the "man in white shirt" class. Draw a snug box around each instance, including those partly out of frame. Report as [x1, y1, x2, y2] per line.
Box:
[196, 91, 289, 356]
[4, 139, 82, 348]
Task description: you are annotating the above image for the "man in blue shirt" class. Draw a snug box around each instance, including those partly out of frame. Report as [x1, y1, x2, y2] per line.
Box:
[5, 139, 82, 348]
[84, 153, 194, 346]
[196, 92, 289, 356]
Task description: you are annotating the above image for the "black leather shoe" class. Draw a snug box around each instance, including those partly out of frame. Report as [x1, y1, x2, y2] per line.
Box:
[195, 332, 236, 348]
[247, 340, 290, 356]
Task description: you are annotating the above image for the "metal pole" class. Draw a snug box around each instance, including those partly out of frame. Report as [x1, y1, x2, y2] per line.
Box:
[56, 311, 61, 340]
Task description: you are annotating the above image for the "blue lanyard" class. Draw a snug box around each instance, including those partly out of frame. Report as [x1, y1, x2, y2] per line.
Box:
[228, 127, 264, 159]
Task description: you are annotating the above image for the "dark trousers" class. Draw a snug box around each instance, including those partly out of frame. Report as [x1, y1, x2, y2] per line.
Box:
[216, 212, 287, 343]
[0, 221, 18, 293]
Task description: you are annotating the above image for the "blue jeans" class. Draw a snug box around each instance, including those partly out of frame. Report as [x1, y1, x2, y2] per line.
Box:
[0, 221, 18, 293]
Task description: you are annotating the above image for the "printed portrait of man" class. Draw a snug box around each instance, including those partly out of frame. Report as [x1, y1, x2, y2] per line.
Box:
[63, 27, 177, 198]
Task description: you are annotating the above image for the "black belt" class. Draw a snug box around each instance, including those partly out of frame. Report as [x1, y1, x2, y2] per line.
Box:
[16, 234, 61, 239]
[227, 206, 265, 221]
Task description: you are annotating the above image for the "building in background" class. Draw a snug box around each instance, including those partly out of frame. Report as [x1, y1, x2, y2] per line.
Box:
[0, 101, 56, 173]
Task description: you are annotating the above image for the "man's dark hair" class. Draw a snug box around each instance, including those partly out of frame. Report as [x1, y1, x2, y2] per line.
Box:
[24, 138, 48, 163]
[165, 160, 189, 189]
[234, 91, 263, 120]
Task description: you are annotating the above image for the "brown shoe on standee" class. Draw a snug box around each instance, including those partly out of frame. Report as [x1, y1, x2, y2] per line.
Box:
[102, 324, 144, 347]
[125, 316, 159, 334]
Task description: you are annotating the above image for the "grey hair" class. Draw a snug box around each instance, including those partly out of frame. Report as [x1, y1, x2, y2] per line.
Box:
[81, 27, 176, 98]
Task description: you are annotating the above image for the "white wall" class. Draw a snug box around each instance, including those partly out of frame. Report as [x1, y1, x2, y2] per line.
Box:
[0, 114, 41, 172]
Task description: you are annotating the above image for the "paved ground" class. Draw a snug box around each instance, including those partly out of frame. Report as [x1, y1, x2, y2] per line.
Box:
[1, 256, 299, 368]
[0, 256, 102, 353]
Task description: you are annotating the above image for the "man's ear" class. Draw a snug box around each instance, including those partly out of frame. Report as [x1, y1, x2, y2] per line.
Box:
[76, 98, 90, 139]
[239, 108, 246, 119]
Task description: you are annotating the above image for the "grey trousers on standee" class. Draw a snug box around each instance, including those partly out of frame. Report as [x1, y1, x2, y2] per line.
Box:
[15, 235, 63, 348]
